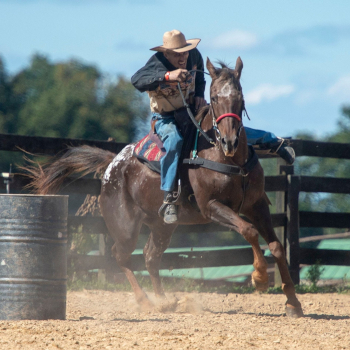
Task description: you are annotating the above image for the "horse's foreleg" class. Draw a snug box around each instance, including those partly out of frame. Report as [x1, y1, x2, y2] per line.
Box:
[207, 200, 269, 291]
[143, 223, 176, 298]
[246, 198, 303, 318]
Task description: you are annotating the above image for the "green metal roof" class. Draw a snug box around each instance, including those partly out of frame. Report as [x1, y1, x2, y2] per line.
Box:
[137, 265, 254, 283]
[316, 239, 350, 250]
[89, 239, 350, 282]
[300, 239, 350, 281]
[133, 245, 253, 254]
[300, 265, 350, 281]
[134, 246, 255, 282]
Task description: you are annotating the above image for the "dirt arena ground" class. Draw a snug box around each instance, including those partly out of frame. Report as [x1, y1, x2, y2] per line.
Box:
[0, 290, 349, 349]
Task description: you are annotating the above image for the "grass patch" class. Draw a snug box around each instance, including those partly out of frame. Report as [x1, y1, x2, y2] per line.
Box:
[67, 272, 350, 294]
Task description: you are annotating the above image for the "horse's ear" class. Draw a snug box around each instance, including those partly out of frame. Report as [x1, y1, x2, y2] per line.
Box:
[206, 57, 217, 79]
[234, 56, 243, 80]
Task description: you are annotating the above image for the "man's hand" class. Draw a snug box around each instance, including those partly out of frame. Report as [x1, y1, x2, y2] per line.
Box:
[195, 97, 207, 111]
[168, 69, 188, 82]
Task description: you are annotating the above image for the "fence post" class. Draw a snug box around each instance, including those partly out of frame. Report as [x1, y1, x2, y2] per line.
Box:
[286, 175, 301, 285]
[274, 161, 294, 287]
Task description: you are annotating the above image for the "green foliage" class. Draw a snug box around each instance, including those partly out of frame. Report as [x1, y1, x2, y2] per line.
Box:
[293, 106, 350, 237]
[68, 274, 124, 292]
[99, 76, 150, 142]
[67, 273, 257, 294]
[305, 261, 325, 288]
[0, 53, 149, 142]
[0, 54, 150, 173]
[67, 273, 350, 294]
[0, 58, 16, 134]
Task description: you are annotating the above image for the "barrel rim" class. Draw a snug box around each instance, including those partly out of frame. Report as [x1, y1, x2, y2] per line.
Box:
[0, 194, 69, 198]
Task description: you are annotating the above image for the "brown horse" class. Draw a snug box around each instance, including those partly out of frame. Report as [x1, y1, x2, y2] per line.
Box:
[25, 57, 303, 318]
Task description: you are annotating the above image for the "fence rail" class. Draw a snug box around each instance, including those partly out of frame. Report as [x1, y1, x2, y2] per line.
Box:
[1, 133, 350, 284]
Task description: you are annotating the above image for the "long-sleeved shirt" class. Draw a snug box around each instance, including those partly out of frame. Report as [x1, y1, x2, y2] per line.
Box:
[131, 49, 206, 114]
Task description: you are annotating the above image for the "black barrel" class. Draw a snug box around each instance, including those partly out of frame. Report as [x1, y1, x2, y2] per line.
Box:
[0, 194, 68, 320]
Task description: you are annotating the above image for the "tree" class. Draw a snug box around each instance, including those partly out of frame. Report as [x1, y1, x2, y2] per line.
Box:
[4, 53, 149, 142]
[294, 107, 350, 238]
[99, 76, 150, 143]
[0, 54, 150, 174]
[0, 57, 16, 133]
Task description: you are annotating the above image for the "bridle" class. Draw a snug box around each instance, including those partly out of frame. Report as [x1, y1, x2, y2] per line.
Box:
[177, 69, 245, 149]
[210, 103, 243, 150]
[181, 67, 259, 208]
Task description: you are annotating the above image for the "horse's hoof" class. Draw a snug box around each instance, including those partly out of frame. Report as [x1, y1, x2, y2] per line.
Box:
[137, 297, 154, 312]
[285, 305, 304, 318]
[251, 275, 269, 292]
[177, 295, 203, 314]
[156, 296, 178, 313]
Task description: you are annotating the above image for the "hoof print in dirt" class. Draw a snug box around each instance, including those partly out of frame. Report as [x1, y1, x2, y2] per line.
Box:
[155, 296, 178, 313]
[176, 296, 203, 314]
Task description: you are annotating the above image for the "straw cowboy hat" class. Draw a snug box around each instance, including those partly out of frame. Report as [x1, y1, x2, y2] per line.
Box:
[150, 30, 201, 53]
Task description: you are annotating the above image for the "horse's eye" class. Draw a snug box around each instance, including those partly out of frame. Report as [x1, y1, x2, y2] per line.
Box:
[211, 96, 218, 104]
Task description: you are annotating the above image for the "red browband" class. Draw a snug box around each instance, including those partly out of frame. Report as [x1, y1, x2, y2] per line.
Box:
[216, 113, 241, 124]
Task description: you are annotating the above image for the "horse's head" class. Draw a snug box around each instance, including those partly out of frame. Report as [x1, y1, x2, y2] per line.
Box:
[207, 57, 244, 157]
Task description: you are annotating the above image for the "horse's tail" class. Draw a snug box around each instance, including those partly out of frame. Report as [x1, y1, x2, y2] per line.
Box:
[22, 145, 116, 195]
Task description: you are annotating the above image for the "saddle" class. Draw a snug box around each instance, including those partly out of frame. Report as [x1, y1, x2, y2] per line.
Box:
[133, 108, 260, 214]
[133, 107, 260, 177]
[133, 132, 165, 174]
[133, 108, 196, 175]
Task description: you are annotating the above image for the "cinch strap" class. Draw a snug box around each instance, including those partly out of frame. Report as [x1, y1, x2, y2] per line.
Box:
[216, 113, 241, 124]
[183, 146, 259, 176]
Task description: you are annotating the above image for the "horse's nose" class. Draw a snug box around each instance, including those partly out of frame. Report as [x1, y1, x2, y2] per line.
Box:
[222, 136, 235, 156]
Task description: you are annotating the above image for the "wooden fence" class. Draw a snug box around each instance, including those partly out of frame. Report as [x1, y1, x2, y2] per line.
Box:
[1, 133, 350, 285]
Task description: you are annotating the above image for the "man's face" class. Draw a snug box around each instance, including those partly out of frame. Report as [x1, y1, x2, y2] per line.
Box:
[164, 50, 189, 69]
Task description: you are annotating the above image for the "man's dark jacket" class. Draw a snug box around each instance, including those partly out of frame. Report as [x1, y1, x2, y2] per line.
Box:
[131, 48, 206, 98]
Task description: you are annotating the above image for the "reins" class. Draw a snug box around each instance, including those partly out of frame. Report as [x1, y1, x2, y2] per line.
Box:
[178, 70, 258, 179]
[177, 79, 242, 146]
[177, 82, 215, 145]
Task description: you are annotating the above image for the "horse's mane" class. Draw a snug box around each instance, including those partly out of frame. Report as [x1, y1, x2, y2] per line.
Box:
[215, 60, 235, 77]
[195, 105, 210, 121]
[215, 61, 242, 92]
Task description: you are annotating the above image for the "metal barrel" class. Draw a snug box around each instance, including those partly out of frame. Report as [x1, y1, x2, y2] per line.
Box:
[0, 194, 68, 320]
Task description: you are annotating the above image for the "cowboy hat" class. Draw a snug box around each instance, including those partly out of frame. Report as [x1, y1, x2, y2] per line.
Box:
[150, 29, 201, 53]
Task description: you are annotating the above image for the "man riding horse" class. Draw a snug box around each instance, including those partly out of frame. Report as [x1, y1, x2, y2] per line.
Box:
[131, 30, 295, 225]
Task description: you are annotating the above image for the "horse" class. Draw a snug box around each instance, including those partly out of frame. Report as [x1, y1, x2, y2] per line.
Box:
[24, 57, 303, 318]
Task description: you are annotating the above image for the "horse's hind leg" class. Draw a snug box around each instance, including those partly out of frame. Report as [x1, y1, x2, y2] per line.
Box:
[100, 193, 152, 309]
[245, 198, 303, 318]
[111, 243, 153, 309]
[207, 200, 269, 291]
[143, 222, 177, 298]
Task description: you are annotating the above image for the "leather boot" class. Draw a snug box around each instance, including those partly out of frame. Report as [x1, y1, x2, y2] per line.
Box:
[277, 145, 295, 165]
[163, 191, 178, 224]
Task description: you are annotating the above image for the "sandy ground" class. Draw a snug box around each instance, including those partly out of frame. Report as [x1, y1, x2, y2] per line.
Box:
[0, 290, 350, 349]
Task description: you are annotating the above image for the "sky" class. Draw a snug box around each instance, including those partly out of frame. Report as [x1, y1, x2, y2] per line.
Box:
[1, 0, 350, 139]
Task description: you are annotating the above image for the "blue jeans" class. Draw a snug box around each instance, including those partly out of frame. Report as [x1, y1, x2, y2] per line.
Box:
[153, 114, 279, 191]
[154, 116, 183, 192]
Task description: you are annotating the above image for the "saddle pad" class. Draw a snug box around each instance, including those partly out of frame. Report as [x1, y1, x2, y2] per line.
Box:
[134, 134, 165, 162]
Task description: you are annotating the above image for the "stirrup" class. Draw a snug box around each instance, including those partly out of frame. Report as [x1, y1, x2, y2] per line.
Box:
[169, 179, 181, 204]
[158, 192, 177, 218]
[158, 182, 181, 218]
[163, 204, 178, 224]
